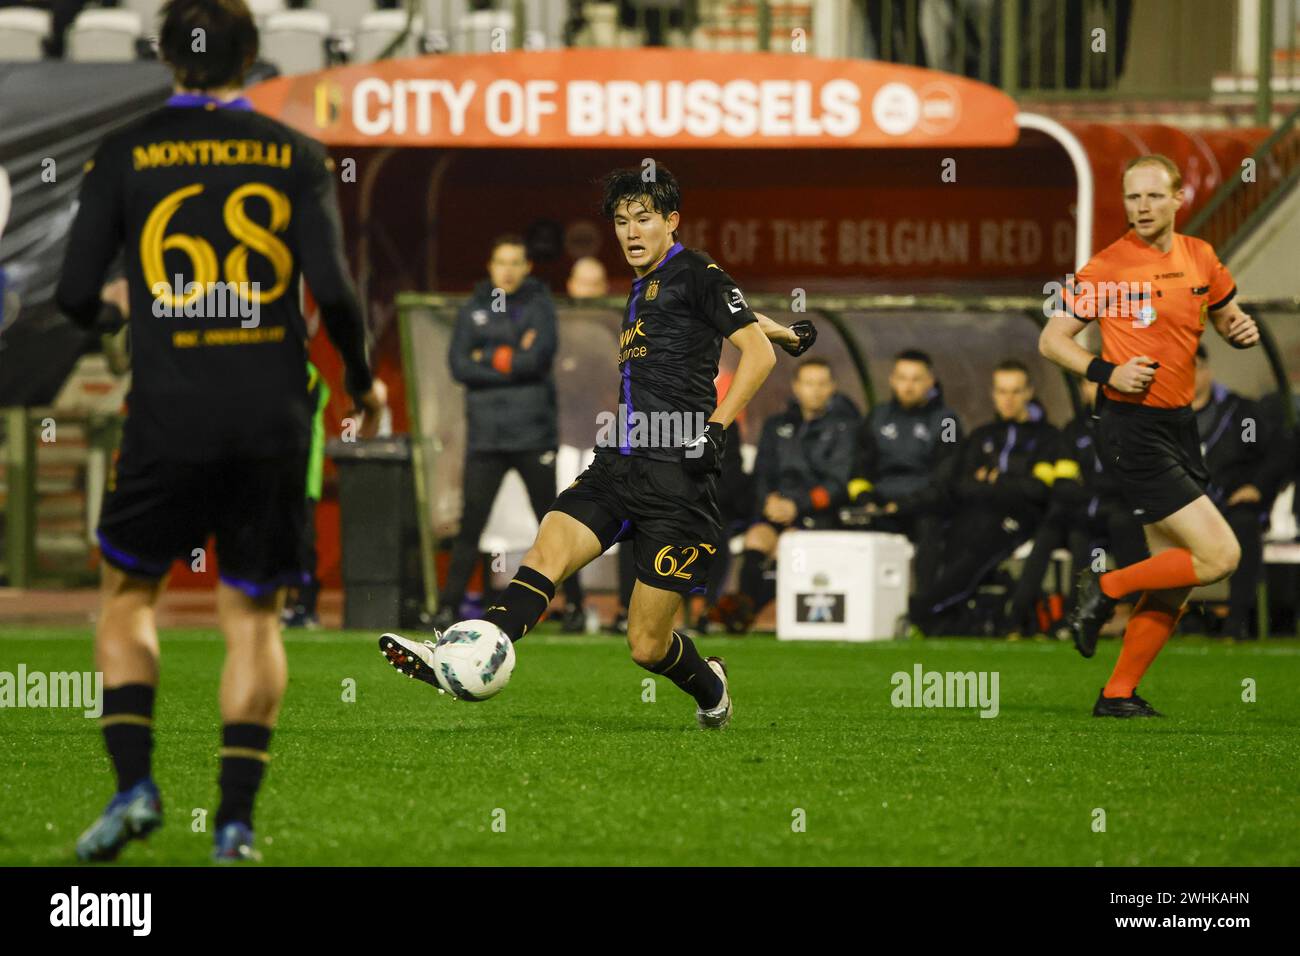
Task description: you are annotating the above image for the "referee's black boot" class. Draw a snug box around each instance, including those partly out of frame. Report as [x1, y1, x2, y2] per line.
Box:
[1068, 567, 1117, 659]
[1093, 688, 1162, 718]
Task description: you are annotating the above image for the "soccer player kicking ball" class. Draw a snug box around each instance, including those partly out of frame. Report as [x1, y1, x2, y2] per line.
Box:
[381, 166, 816, 728]
[1040, 154, 1259, 717]
[58, 0, 386, 861]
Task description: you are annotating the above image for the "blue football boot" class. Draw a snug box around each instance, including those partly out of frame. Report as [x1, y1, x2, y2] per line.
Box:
[213, 821, 262, 863]
[75, 778, 163, 862]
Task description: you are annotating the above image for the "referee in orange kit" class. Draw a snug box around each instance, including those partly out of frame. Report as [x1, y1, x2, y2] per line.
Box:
[1039, 154, 1260, 717]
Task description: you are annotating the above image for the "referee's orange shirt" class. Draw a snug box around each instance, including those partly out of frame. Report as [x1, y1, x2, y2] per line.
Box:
[1064, 230, 1236, 409]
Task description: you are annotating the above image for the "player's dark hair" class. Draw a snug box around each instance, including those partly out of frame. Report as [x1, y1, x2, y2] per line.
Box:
[795, 357, 833, 377]
[160, 0, 259, 91]
[489, 234, 529, 259]
[599, 166, 681, 241]
[994, 358, 1032, 383]
[893, 349, 934, 369]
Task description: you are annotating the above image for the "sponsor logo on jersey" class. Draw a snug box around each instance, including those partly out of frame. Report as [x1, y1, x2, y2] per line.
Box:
[726, 287, 747, 314]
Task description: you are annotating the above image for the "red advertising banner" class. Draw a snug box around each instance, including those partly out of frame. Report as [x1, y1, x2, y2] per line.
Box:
[247, 49, 1020, 149]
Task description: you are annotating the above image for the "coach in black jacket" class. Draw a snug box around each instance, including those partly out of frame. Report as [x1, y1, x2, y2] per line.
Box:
[910, 360, 1062, 635]
[844, 349, 963, 594]
[1193, 346, 1292, 639]
[436, 235, 583, 631]
[726, 358, 861, 629]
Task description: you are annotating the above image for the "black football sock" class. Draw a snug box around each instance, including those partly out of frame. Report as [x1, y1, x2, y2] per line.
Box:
[641, 631, 724, 709]
[756, 566, 778, 612]
[216, 723, 272, 830]
[100, 684, 155, 792]
[739, 549, 767, 605]
[483, 565, 555, 642]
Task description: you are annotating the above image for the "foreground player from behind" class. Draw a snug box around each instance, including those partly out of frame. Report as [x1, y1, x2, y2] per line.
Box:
[1039, 154, 1259, 717]
[59, 0, 386, 861]
[381, 165, 815, 727]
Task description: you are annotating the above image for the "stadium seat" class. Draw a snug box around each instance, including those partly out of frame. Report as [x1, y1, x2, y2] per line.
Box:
[520, 0, 565, 49]
[458, 7, 515, 53]
[0, 6, 51, 61]
[261, 9, 331, 76]
[309, 0, 372, 38]
[354, 9, 422, 63]
[421, 0, 469, 52]
[67, 9, 143, 62]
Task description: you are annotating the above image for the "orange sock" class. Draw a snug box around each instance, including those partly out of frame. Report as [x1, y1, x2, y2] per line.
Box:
[1103, 594, 1182, 698]
[1100, 548, 1197, 599]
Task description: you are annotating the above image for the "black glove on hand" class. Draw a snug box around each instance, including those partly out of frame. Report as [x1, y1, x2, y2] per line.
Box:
[682, 420, 726, 476]
[781, 320, 818, 356]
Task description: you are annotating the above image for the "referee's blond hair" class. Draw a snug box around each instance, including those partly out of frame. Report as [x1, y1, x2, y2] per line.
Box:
[1122, 154, 1183, 192]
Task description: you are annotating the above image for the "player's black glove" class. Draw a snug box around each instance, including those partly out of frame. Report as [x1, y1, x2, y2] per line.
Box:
[780, 320, 818, 356]
[682, 421, 726, 477]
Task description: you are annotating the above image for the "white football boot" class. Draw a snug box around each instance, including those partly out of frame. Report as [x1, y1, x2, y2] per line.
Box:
[378, 632, 447, 693]
[696, 656, 733, 730]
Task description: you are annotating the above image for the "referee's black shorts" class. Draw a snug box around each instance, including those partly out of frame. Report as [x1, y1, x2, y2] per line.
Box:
[1096, 397, 1209, 525]
[97, 448, 310, 598]
[550, 452, 722, 595]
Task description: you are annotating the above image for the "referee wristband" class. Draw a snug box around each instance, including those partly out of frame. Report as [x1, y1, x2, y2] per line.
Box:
[1085, 358, 1116, 385]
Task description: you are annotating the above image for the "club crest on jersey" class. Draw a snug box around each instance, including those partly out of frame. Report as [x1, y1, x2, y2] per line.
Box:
[645, 280, 659, 301]
[881, 423, 898, 440]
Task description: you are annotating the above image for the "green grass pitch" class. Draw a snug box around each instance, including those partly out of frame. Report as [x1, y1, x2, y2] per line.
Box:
[2, 625, 1298, 866]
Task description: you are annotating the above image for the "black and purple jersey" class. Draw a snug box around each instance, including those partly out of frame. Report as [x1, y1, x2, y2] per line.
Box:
[595, 242, 756, 462]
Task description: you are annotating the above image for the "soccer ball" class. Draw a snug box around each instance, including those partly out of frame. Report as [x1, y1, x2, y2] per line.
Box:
[432, 620, 516, 701]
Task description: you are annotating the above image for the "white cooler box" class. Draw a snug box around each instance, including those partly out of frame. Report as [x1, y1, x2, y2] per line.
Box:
[776, 531, 914, 641]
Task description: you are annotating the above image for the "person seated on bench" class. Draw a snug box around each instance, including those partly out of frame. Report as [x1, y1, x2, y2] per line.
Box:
[1193, 345, 1293, 640]
[1000, 379, 1147, 638]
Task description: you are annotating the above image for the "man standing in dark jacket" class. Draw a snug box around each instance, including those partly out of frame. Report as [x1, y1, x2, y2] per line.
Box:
[435, 235, 585, 631]
[909, 359, 1062, 634]
[1192, 346, 1292, 639]
[723, 358, 860, 630]
[844, 349, 962, 595]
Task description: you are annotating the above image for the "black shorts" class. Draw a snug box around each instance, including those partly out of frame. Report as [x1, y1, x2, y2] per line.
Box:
[550, 453, 722, 594]
[1096, 398, 1209, 524]
[97, 450, 311, 598]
